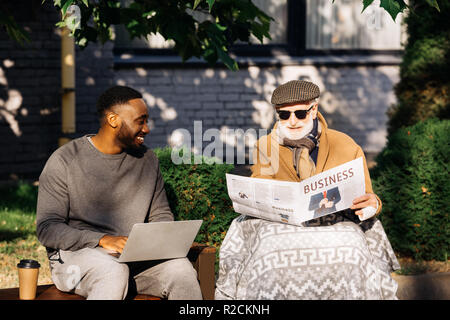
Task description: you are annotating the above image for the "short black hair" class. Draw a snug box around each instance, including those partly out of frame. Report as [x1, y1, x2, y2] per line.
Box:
[96, 86, 143, 120]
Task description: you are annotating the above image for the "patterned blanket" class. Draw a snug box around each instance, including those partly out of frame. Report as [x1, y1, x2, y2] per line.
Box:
[215, 214, 400, 300]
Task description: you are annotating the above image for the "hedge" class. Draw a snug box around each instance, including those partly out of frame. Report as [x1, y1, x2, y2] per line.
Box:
[153, 147, 238, 252]
[387, 0, 450, 134]
[371, 119, 449, 261]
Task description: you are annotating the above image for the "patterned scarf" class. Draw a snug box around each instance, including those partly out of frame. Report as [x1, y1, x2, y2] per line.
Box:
[278, 118, 320, 180]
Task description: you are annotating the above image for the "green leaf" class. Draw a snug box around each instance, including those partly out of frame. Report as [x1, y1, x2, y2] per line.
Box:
[425, 0, 440, 12]
[193, 0, 202, 10]
[0, 11, 30, 44]
[250, 21, 268, 43]
[215, 23, 227, 32]
[45, 0, 274, 70]
[61, 0, 74, 15]
[217, 48, 238, 71]
[380, 0, 407, 21]
[207, 0, 215, 12]
[361, 0, 375, 13]
[77, 37, 87, 47]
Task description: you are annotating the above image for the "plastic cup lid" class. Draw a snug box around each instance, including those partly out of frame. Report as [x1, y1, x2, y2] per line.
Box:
[17, 259, 40, 269]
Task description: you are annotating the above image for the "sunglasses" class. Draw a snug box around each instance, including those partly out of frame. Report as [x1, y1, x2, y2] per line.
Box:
[277, 105, 315, 120]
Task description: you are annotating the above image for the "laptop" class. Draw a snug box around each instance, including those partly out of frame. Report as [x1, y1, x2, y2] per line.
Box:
[100, 220, 203, 263]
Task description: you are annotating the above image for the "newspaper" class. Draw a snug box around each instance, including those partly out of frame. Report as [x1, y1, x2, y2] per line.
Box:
[226, 157, 366, 226]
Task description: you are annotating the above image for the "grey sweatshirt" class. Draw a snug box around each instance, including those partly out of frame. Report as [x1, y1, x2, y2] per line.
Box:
[36, 135, 174, 256]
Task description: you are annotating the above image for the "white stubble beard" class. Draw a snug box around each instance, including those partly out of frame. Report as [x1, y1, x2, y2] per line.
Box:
[278, 113, 314, 141]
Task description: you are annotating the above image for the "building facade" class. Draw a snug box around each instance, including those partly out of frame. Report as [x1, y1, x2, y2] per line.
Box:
[0, 0, 403, 180]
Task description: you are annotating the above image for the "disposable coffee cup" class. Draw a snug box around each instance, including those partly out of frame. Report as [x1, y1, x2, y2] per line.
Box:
[17, 259, 40, 300]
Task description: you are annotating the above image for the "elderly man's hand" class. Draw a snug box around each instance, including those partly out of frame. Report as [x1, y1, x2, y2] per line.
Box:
[98, 235, 128, 253]
[351, 193, 378, 217]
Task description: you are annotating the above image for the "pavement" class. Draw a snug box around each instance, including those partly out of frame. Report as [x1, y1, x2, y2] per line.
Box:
[392, 272, 450, 300]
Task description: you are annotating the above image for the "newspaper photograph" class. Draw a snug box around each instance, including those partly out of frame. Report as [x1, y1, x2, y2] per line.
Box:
[226, 157, 366, 226]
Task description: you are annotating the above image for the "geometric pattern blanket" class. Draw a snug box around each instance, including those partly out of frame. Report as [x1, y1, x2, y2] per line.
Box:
[215, 214, 400, 300]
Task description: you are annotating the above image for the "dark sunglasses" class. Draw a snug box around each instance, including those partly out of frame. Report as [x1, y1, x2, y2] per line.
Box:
[277, 105, 315, 120]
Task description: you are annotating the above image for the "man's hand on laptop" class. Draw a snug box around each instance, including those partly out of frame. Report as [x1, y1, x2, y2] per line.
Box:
[98, 235, 128, 253]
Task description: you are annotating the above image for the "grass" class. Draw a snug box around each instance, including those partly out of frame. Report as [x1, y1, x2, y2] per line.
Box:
[0, 181, 448, 289]
[0, 182, 52, 289]
[0, 182, 39, 245]
[394, 257, 449, 275]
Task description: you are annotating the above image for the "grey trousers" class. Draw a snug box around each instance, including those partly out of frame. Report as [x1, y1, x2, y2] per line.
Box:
[49, 247, 203, 300]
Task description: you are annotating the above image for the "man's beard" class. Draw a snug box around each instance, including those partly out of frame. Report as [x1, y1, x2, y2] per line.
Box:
[117, 122, 142, 150]
[278, 114, 314, 141]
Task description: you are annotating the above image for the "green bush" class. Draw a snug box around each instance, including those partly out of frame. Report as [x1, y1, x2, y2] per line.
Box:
[0, 182, 38, 213]
[153, 147, 238, 251]
[371, 119, 450, 261]
[0, 182, 39, 242]
[387, 0, 450, 134]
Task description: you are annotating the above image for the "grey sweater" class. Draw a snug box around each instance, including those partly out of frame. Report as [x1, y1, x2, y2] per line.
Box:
[36, 135, 174, 256]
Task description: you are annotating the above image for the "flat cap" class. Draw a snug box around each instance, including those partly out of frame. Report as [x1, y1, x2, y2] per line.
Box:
[271, 80, 320, 106]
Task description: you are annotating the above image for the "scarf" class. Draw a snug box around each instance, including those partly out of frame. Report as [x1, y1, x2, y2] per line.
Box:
[277, 118, 320, 180]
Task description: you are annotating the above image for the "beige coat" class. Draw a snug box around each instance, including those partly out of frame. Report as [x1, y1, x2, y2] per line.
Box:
[251, 112, 382, 215]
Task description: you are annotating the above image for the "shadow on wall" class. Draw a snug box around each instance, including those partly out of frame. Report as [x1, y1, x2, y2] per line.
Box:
[113, 62, 397, 164]
[0, 1, 62, 181]
[0, 1, 116, 181]
[74, 42, 115, 135]
[316, 65, 398, 154]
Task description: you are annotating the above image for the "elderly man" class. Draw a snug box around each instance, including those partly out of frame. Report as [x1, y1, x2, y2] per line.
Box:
[36, 86, 202, 300]
[215, 80, 400, 300]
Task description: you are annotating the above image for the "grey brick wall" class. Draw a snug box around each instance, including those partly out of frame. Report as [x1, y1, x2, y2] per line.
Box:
[0, 2, 61, 181]
[0, 1, 114, 181]
[74, 42, 114, 134]
[114, 64, 399, 164]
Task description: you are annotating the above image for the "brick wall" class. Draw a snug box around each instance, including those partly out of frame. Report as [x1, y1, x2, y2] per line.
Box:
[0, 2, 61, 181]
[74, 42, 114, 135]
[114, 63, 399, 164]
[0, 1, 400, 180]
[0, 1, 114, 181]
